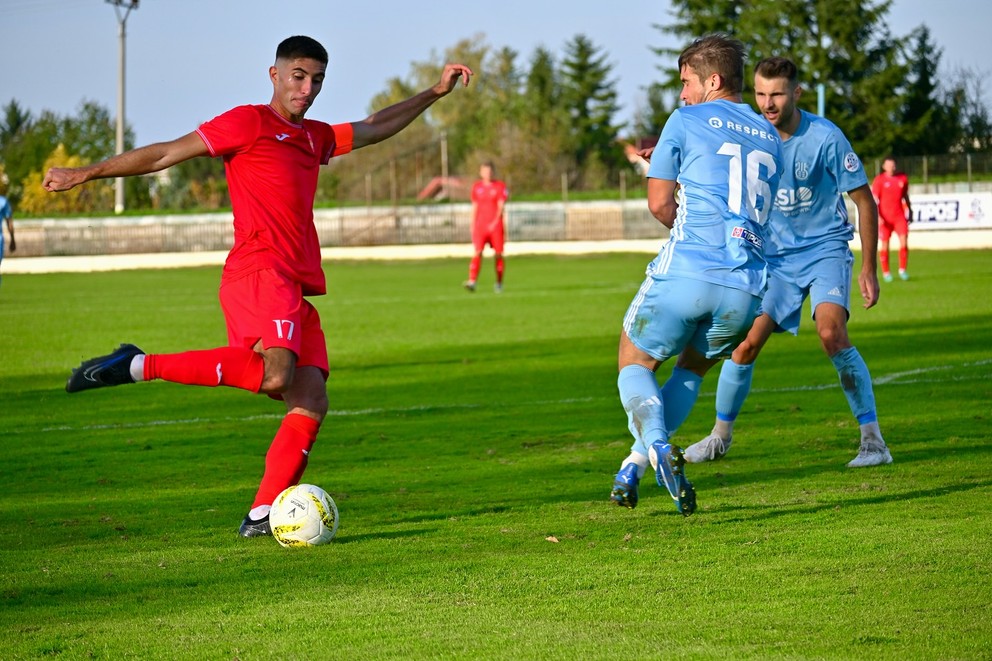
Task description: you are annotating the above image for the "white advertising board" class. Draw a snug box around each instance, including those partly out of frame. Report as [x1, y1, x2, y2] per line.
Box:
[908, 192, 992, 230]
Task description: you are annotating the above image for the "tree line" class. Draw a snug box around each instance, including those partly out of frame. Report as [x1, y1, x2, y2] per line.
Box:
[2, 0, 990, 215]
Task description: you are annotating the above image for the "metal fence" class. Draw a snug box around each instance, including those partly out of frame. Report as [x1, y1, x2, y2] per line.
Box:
[867, 153, 992, 185]
[12, 200, 666, 258]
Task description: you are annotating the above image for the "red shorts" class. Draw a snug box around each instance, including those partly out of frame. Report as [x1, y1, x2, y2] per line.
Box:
[878, 210, 909, 241]
[219, 269, 329, 377]
[472, 224, 505, 253]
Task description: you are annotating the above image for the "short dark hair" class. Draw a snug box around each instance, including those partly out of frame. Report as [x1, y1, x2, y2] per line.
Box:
[276, 36, 328, 64]
[754, 57, 799, 85]
[678, 34, 746, 95]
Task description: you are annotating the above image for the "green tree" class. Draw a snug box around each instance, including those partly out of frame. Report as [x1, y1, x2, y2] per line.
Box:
[0, 99, 150, 211]
[630, 81, 675, 142]
[559, 34, 623, 188]
[893, 26, 962, 156]
[950, 66, 992, 152]
[0, 99, 33, 150]
[655, 0, 911, 157]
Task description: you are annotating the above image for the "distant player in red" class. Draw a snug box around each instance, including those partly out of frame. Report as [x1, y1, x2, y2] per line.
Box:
[871, 156, 912, 281]
[43, 36, 472, 538]
[464, 162, 508, 293]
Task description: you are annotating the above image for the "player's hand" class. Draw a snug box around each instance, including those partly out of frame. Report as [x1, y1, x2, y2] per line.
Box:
[637, 147, 655, 161]
[43, 167, 86, 192]
[434, 64, 473, 96]
[8, 236, 14, 252]
[859, 269, 880, 309]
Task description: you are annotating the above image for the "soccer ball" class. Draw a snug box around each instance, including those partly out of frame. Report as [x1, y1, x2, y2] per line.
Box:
[269, 483, 339, 548]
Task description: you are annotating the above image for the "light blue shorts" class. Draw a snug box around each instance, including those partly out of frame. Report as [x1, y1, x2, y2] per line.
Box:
[623, 275, 762, 361]
[763, 249, 853, 335]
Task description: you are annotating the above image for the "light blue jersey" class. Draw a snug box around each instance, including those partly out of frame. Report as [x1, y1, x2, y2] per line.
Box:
[764, 110, 868, 257]
[646, 99, 783, 297]
[0, 195, 10, 260]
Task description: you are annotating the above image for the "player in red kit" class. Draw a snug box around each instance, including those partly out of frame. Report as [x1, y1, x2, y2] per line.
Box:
[871, 156, 912, 281]
[44, 36, 472, 538]
[464, 162, 508, 293]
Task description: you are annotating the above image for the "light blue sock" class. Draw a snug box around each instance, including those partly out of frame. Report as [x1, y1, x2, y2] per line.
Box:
[618, 364, 667, 457]
[715, 360, 755, 422]
[659, 366, 703, 434]
[830, 347, 878, 424]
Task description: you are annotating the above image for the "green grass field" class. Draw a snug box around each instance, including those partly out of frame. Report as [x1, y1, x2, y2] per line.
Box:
[2, 250, 990, 660]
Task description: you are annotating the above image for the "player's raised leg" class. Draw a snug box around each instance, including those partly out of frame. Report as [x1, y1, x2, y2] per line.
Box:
[612, 328, 696, 515]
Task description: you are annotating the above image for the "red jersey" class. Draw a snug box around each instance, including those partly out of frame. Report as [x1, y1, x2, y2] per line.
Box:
[196, 105, 354, 296]
[471, 179, 508, 231]
[871, 171, 910, 222]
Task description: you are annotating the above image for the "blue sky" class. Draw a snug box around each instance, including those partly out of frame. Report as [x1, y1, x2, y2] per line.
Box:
[2, 0, 989, 146]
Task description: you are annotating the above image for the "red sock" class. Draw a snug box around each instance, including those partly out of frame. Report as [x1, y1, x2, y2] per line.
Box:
[495, 256, 505, 283]
[144, 347, 264, 392]
[469, 254, 481, 282]
[252, 413, 321, 508]
[898, 245, 909, 271]
[879, 246, 890, 273]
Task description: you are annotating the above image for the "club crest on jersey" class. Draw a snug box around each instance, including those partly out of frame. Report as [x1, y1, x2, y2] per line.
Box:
[844, 152, 861, 173]
[794, 161, 810, 180]
[732, 226, 763, 249]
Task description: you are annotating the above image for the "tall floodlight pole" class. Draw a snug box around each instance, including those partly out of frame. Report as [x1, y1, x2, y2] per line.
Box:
[107, 0, 139, 214]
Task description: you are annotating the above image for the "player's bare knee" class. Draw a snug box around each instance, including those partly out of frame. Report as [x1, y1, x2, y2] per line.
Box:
[818, 328, 850, 356]
[261, 367, 294, 394]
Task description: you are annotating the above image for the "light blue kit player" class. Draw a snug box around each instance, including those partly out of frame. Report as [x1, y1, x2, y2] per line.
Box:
[0, 192, 14, 288]
[684, 57, 892, 468]
[610, 35, 783, 515]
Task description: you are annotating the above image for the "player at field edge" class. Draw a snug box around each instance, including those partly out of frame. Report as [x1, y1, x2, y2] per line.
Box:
[0, 185, 15, 290]
[43, 36, 472, 538]
[871, 156, 913, 282]
[463, 161, 508, 293]
[609, 34, 783, 515]
[682, 56, 893, 468]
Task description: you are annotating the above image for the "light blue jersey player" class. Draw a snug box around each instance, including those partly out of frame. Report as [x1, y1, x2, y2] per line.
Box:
[683, 56, 892, 468]
[0, 194, 14, 289]
[610, 35, 783, 515]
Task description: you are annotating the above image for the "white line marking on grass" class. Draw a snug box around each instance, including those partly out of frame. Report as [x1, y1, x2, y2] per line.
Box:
[31, 361, 989, 435]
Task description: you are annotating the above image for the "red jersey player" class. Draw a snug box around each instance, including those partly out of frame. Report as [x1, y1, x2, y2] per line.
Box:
[44, 36, 472, 538]
[464, 162, 509, 293]
[871, 156, 912, 281]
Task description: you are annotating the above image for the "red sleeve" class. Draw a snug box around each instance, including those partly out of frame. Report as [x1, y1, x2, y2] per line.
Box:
[900, 174, 911, 202]
[195, 105, 260, 157]
[312, 122, 354, 164]
[870, 175, 881, 200]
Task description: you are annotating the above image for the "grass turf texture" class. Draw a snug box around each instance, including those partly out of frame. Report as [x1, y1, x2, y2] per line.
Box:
[1, 250, 990, 660]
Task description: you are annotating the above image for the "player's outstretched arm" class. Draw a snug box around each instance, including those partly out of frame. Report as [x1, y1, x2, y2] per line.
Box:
[43, 132, 209, 193]
[351, 63, 472, 150]
[849, 184, 880, 309]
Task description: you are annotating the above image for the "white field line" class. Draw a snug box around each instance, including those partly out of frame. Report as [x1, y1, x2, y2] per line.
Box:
[32, 359, 990, 435]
